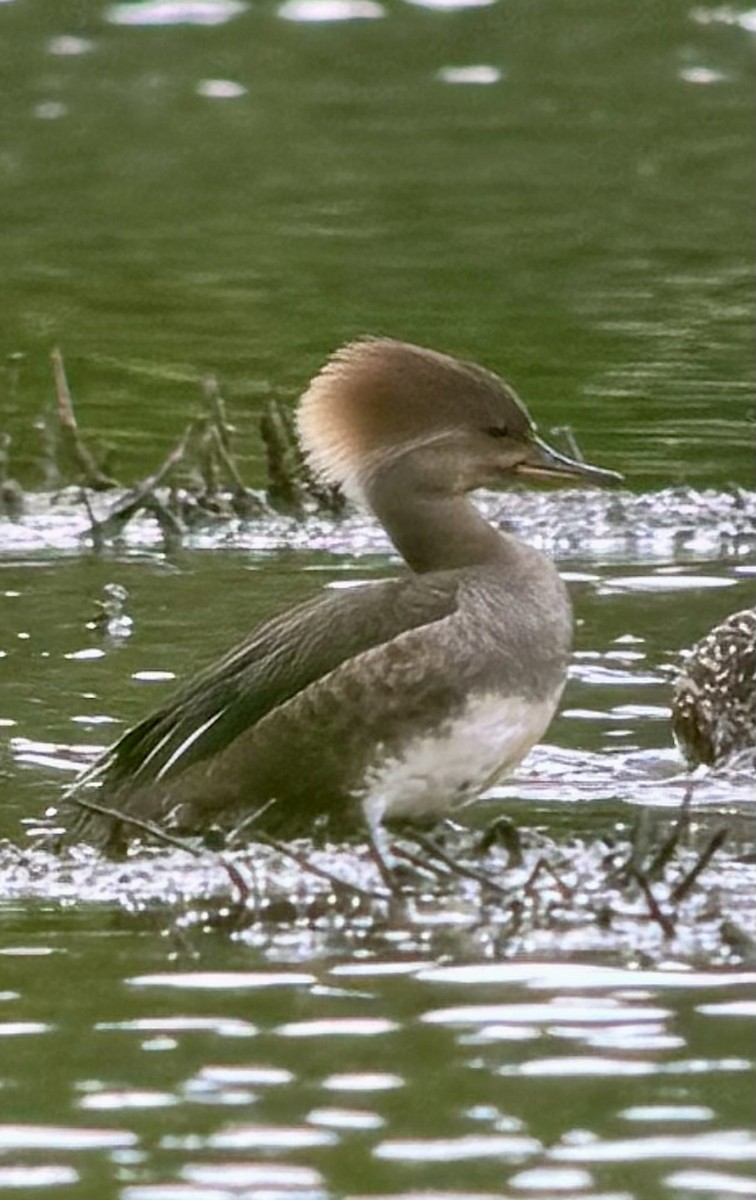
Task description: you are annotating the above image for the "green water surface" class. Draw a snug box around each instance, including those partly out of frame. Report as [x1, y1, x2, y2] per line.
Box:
[0, 2, 755, 1198]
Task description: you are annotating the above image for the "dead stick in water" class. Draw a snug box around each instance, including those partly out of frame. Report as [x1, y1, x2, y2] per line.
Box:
[631, 867, 676, 938]
[63, 794, 252, 910]
[412, 831, 513, 897]
[671, 828, 727, 903]
[523, 856, 573, 901]
[50, 348, 118, 489]
[203, 375, 234, 454]
[646, 779, 695, 881]
[208, 424, 262, 513]
[90, 423, 194, 539]
[260, 399, 305, 515]
[65, 794, 203, 856]
[250, 830, 388, 903]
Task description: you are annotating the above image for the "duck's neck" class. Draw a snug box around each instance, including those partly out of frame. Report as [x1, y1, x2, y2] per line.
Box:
[365, 472, 511, 574]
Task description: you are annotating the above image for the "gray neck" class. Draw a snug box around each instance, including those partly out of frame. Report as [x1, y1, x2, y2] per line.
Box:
[365, 469, 512, 574]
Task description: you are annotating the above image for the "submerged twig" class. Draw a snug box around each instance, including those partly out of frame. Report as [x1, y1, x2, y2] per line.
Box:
[62, 795, 252, 916]
[227, 799, 282, 846]
[622, 807, 656, 882]
[631, 867, 676, 939]
[671, 827, 727, 903]
[390, 841, 452, 884]
[646, 780, 695, 880]
[141, 494, 186, 551]
[64, 794, 202, 857]
[523, 855, 573, 901]
[250, 830, 388, 904]
[412, 831, 512, 897]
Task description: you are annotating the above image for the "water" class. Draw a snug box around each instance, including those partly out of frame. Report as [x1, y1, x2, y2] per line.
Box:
[1, 0, 753, 487]
[2, 509, 755, 1198]
[1, 947, 755, 1200]
[1, 0, 755, 1197]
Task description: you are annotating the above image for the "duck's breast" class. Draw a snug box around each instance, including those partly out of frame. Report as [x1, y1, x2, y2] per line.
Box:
[360, 686, 561, 828]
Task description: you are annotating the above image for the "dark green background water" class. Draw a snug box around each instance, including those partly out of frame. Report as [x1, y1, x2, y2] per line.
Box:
[1, 0, 753, 487]
[1, 2, 755, 1198]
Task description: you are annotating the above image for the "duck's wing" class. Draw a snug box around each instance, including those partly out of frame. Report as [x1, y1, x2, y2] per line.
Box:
[71, 572, 460, 797]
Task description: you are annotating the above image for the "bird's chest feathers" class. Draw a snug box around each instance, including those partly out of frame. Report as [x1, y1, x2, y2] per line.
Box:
[360, 691, 557, 824]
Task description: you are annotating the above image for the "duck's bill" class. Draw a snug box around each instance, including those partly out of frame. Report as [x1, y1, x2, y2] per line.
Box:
[514, 436, 623, 486]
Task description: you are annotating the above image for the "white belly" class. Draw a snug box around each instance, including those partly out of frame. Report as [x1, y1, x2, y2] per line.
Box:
[360, 691, 559, 830]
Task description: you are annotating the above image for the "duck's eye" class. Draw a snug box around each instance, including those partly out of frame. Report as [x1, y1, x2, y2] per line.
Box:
[485, 426, 509, 439]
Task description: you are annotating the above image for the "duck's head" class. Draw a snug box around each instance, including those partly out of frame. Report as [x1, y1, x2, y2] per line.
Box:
[297, 338, 621, 503]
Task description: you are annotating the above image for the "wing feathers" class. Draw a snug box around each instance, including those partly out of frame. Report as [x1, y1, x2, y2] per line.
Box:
[75, 572, 460, 798]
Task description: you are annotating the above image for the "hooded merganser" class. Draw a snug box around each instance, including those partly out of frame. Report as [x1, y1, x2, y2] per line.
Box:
[672, 607, 756, 769]
[62, 338, 621, 853]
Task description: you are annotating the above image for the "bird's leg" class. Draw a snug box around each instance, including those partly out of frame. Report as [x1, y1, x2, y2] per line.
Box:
[362, 795, 416, 896]
[366, 824, 407, 896]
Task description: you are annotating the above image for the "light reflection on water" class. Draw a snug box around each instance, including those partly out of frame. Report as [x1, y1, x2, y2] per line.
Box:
[0, 944, 754, 1198]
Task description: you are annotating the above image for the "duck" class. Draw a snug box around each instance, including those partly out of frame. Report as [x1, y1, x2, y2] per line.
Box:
[672, 607, 756, 769]
[60, 337, 621, 857]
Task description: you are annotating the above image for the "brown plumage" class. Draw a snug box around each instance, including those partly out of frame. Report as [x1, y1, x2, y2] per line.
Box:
[60, 338, 621, 853]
